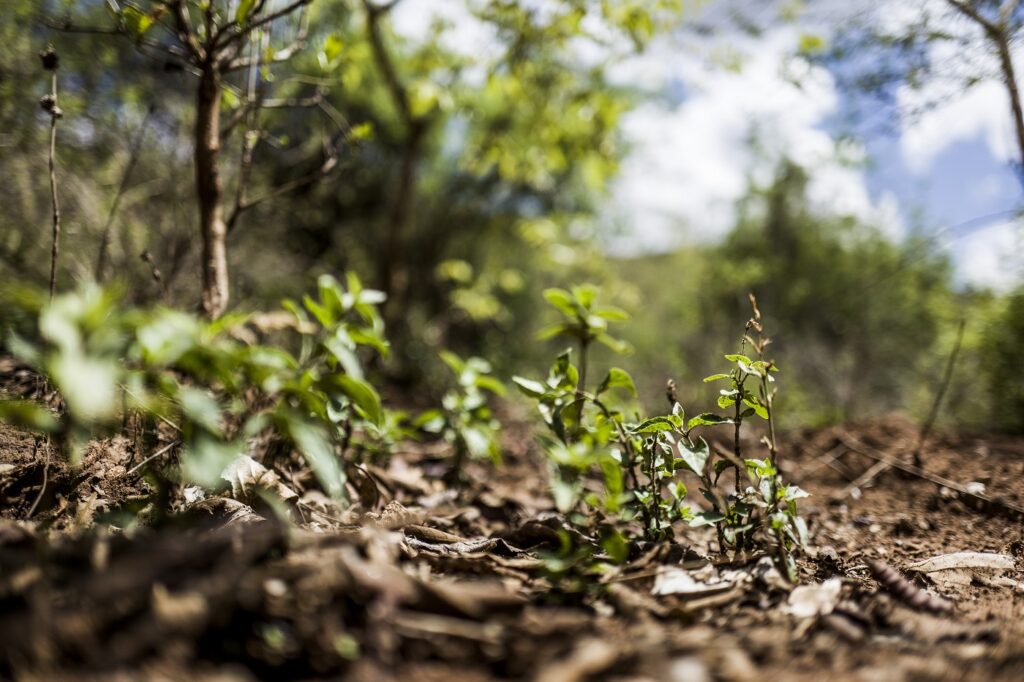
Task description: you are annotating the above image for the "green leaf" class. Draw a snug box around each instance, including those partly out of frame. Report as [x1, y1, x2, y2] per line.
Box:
[597, 367, 636, 397]
[181, 433, 242, 490]
[0, 400, 59, 432]
[122, 6, 154, 37]
[50, 353, 119, 423]
[593, 306, 629, 321]
[724, 354, 752, 365]
[703, 373, 731, 383]
[512, 376, 546, 398]
[236, 0, 257, 23]
[690, 510, 726, 527]
[677, 437, 710, 476]
[334, 375, 384, 426]
[177, 387, 222, 435]
[632, 416, 675, 434]
[686, 413, 730, 430]
[438, 350, 465, 374]
[536, 323, 570, 341]
[412, 409, 445, 432]
[474, 375, 506, 396]
[594, 333, 633, 356]
[281, 412, 346, 499]
[601, 528, 629, 564]
[570, 284, 598, 308]
[542, 288, 578, 318]
[742, 397, 769, 419]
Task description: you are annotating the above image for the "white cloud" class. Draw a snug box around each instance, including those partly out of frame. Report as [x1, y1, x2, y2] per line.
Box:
[390, 0, 498, 61]
[900, 80, 1016, 173]
[955, 219, 1023, 291]
[878, 0, 1021, 171]
[605, 25, 897, 252]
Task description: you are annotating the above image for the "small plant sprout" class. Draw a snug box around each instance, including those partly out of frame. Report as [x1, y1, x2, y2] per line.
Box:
[536, 285, 633, 395]
[515, 287, 808, 577]
[699, 293, 807, 577]
[414, 351, 506, 482]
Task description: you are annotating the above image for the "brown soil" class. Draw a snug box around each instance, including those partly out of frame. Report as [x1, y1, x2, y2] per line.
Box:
[1, 413, 1022, 682]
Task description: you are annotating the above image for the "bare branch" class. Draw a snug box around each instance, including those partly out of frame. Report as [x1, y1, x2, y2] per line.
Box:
[221, 91, 325, 138]
[362, 0, 416, 126]
[96, 105, 156, 282]
[216, 0, 313, 50]
[39, 14, 193, 62]
[40, 46, 63, 300]
[226, 140, 341, 234]
[1000, 0, 1022, 27]
[946, 0, 999, 36]
[169, 0, 205, 61]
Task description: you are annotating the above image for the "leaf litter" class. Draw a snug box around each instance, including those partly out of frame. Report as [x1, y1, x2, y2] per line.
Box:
[1, 414, 1024, 680]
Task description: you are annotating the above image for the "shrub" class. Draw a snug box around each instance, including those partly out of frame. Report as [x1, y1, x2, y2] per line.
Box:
[0, 274, 395, 502]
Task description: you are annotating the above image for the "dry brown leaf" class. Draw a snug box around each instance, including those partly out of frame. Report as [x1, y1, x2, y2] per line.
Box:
[220, 455, 298, 503]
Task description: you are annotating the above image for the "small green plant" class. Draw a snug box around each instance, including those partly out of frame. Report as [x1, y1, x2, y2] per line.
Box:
[0, 273, 396, 503]
[512, 286, 637, 527]
[514, 286, 808, 579]
[413, 351, 505, 481]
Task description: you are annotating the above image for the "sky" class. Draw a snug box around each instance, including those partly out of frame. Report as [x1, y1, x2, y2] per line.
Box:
[392, 0, 1024, 292]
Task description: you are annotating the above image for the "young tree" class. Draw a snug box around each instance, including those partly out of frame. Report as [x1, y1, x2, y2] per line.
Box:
[46, 0, 337, 318]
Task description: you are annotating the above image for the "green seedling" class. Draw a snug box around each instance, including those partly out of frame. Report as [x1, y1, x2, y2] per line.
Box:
[414, 351, 505, 482]
[515, 286, 808, 579]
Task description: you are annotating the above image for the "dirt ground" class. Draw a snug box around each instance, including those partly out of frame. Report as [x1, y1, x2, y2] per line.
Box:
[1, 404, 1023, 681]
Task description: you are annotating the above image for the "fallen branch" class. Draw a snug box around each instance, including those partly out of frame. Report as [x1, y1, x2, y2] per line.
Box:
[839, 434, 1024, 519]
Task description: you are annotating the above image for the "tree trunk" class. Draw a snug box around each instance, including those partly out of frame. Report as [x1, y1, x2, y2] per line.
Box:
[195, 65, 229, 319]
[994, 32, 1024, 190]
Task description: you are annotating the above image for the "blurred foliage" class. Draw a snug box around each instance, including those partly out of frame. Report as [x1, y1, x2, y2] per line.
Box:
[0, 274, 395, 498]
[615, 161, 1020, 432]
[0, 0, 1020, 437]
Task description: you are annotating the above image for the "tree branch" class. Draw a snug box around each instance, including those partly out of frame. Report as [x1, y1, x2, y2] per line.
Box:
[221, 91, 325, 138]
[946, 0, 998, 36]
[225, 144, 340, 234]
[215, 0, 313, 49]
[362, 0, 415, 126]
[38, 14, 193, 62]
[96, 105, 156, 282]
[168, 0, 204, 61]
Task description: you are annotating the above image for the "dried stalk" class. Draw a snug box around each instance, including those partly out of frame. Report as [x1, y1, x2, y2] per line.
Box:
[912, 318, 965, 468]
[40, 46, 62, 299]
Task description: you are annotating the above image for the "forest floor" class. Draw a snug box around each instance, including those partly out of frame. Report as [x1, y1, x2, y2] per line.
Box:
[1, 400, 1023, 681]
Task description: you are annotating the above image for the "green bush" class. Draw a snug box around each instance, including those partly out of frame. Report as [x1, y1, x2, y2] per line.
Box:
[0, 274, 395, 500]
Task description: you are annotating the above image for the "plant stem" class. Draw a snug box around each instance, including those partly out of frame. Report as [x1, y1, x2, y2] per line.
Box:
[732, 377, 743, 492]
[46, 69, 61, 300]
[578, 337, 589, 396]
[912, 318, 965, 468]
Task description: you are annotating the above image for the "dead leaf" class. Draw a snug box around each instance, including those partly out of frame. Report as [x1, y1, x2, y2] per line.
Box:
[906, 552, 1016, 589]
[363, 500, 425, 530]
[151, 583, 208, 630]
[652, 566, 737, 597]
[906, 552, 1016, 574]
[786, 578, 842, 618]
[220, 455, 298, 502]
